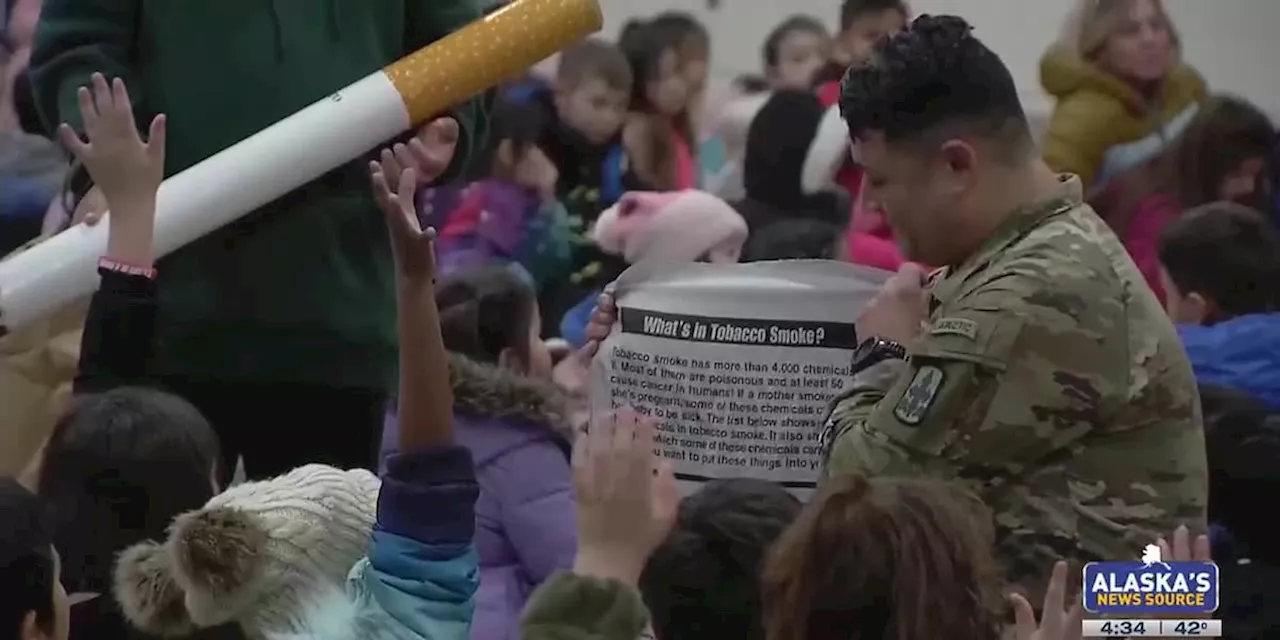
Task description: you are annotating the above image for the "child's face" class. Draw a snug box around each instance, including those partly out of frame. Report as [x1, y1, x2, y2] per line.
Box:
[1219, 156, 1266, 204]
[681, 44, 709, 106]
[502, 142, 559, 196]
[770, 29, 829, 90]
[648, 48, 689, 117]
[839, 8, 907, 66]
[556, 77, 629, 145]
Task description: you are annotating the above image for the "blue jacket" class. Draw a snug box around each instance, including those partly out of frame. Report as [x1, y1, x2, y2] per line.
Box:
[1179, 313, 1280, 412]
[0, 178, 52, 221]
[269, 446, 481, 640]
[559, 291, 600, 350]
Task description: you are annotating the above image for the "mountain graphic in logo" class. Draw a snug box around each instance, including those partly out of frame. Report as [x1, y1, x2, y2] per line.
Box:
[1140, 544, 1171, 571]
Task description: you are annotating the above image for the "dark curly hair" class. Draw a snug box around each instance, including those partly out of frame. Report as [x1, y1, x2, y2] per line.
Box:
[838, 15, 1031, 160]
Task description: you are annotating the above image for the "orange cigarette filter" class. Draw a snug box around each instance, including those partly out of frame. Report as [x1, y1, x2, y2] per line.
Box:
[385, 0, 603, 124]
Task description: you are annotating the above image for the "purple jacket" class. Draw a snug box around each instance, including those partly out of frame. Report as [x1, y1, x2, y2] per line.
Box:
[381, 355, 576, 640]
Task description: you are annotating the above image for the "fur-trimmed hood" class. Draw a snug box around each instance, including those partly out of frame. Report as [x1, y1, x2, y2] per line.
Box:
[450, 353, 573, 442]
[380, 354, 574, 471]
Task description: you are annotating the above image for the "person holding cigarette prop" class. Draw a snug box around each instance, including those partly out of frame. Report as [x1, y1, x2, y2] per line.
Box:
[29, 0, 489, 480]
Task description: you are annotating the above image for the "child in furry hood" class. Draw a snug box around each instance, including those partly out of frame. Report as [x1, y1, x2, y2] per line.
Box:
[382, 267, 574, 640]
[116, 158, 483, 640]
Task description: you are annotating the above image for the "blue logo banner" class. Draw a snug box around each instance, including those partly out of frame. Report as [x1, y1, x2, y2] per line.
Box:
[1082, 561, 1218, 615]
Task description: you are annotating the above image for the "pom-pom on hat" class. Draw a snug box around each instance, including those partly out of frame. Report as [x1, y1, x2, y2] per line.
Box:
[592, 190, 748, 266]
[113, 464, 380, 639]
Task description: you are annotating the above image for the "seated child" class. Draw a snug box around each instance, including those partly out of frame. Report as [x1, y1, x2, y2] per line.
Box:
[1089, 95, 1276, 302]
[812, 0, 909, 92]
[650, 12, 709, 109]
[510, 38, 636, 332]
[539, 38, 634, 223]
[118, 154, 482, 640]
[382, 266, 575, 640]
[416, 97, 574, 294]
[1158, 202, 1280, 411]
[809, 0, 909, 272]
[113, 465, 382, 637]
[640, 479, 802, 640]
[619, 20, 696, 192]
[733, 89, 851, 240]
[30, 71, 237, 640]
[762, 15, 829, 91]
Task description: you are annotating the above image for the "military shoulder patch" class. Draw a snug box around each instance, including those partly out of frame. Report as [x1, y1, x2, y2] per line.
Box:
[893, 365, 945, 426]
[931, 317, 978, 340]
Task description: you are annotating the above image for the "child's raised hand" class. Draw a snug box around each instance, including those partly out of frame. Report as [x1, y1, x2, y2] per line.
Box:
[1009, 561, 1084, 640]
[371, 162, 436, 283]
[376, 117, 459, 195]
[57, 73, 166, 217]
[571, 408, 679, 584]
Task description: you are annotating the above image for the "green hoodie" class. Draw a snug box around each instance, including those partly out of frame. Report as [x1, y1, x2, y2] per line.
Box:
[29, 0, 487, 388]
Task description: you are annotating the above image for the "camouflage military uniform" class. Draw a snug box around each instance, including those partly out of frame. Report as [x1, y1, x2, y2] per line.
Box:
[821, 175, 1207, 592]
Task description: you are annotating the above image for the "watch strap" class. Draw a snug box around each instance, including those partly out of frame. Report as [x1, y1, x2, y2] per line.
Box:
[851, 337, 906, 373]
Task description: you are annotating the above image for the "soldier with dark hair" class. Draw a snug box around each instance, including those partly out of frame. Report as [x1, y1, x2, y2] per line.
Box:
[821, 14, 1206, 597]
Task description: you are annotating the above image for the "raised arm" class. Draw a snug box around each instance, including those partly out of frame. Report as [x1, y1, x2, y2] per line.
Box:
[373, 165, 453, 452]
[346, 143, 480, 640]
[63, 74, 166, 393]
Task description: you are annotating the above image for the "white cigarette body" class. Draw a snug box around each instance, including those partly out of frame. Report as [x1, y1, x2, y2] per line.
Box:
[0, 73, 409, 330]
[0, 0, 604, 333]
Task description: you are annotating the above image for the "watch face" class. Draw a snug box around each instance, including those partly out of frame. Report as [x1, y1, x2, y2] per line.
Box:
[852, 337, 882, 366]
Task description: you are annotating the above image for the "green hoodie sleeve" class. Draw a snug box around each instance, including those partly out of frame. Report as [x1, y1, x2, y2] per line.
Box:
[27, 0, 143, 137]
[405, 0, 490, 184]
[520, 572, 651, 640]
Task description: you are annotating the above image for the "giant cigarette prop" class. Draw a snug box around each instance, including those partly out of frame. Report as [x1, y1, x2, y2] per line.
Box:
[0, 0, 601, 333]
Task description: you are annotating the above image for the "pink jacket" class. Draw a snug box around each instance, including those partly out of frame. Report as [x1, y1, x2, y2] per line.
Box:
[845, 191, 905, 272]
[1121, 194, 1179, 304]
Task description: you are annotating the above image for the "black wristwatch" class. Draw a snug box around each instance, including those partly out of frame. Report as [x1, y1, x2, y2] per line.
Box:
[850, 336, 906, 373]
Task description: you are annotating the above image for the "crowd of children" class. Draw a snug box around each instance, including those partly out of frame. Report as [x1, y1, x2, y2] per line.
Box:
[3, 0, 1280, 639]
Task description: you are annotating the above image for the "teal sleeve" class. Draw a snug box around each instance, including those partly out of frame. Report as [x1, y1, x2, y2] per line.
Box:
[405, 0, 491, 183]
[351, 532, 478, 640]
[27, 0, 143, 136]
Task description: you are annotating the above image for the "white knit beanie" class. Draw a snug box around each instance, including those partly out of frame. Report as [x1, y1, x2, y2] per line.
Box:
[114, 465, 380, 640]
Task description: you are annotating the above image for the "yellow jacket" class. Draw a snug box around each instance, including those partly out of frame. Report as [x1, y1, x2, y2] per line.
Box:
[1040, 46, 1206, 188]
[0, 238, 85, 477]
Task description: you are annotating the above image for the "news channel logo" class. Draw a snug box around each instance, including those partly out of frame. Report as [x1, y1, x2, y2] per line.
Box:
[1082, 543, 1218, 615]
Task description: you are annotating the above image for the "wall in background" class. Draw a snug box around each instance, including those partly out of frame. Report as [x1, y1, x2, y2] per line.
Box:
[577, 0, 1280, 118]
